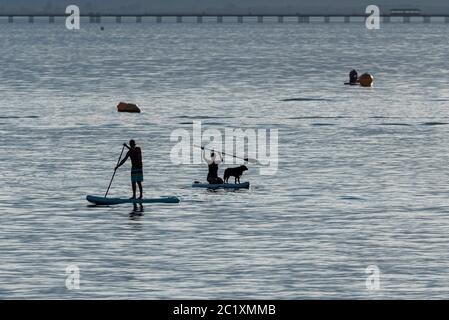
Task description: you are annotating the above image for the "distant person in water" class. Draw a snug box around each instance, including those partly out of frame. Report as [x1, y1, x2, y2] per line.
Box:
[202, 147, 224, 184]
[115, 140, 143, 199]
[349, 69, 359, 84]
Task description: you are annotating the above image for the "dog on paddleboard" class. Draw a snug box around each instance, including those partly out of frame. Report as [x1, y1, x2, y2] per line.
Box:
[223, 165, 248, 184]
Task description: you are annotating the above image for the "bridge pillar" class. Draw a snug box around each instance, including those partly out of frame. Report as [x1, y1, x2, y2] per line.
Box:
[324, 16, 330, 23]
[344, 16, 350, 23]
[404, 16, 410, 23]
[298, 16, 310, 23]
[383, 16, 391, 23]
[8, 16, 13, 23]
[423, 16, 430, 23]
[238, 16, 243, 23]
[157, 16, 162, 23]
[49, 16, 55, 23]
[116, 16, 121, 23]
[278, 16, 284, 23]
[217, 16, 223, 23]
[257, 16, 263, 23]
[136, 16, 142, 23]
[197, 16, 203, 23]
[176, 16, 182, 23]
[28, 16, 34, 23]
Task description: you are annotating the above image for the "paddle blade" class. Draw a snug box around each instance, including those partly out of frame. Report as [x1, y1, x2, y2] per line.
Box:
[245, 158, 258, 164]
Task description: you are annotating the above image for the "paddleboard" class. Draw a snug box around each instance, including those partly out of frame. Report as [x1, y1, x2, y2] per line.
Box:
[192, 182, 250, 190]
[86, 195, 180, 205]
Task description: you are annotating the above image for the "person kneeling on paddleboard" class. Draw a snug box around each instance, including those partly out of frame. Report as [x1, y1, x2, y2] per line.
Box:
[202, 147, 224, 184]
[115, 140, 143, 199]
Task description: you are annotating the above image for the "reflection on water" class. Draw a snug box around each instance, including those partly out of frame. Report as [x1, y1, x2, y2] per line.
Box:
[131, 203, 145, 216]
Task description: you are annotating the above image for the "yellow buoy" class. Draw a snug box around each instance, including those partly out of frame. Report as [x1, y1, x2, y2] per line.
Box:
[359, 73, 374, 87]
[117, 102, 141, 113]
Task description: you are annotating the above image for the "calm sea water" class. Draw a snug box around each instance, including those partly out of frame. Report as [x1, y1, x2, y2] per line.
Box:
[1, 20, 449, 299]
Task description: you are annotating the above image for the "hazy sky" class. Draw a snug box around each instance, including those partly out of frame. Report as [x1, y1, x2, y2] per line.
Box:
[1, 0, 448, 15]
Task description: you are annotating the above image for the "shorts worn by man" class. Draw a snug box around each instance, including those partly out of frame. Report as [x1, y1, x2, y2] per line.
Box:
[115, 139, 143, 199]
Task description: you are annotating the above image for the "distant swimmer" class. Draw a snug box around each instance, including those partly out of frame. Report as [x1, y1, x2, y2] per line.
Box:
[349, 69, 359, 85]
[346, 70, 374, 87]
[202, 147, 224, 184]
[115, 140, 144, 199]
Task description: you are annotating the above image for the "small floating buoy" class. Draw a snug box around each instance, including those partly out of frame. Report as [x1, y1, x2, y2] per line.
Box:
[359, 73, 374, 87]
[100, 26, 104, 31]
[117, 102, 141, 113]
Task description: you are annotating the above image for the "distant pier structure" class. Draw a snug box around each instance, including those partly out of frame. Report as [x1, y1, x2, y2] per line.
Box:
[1, 11, 449, 24]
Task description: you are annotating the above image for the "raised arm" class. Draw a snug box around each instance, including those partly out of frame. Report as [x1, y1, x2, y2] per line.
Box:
[115, 151, 129, 170]
[215, 151, 223, 164]
[202, 149, 209, 164]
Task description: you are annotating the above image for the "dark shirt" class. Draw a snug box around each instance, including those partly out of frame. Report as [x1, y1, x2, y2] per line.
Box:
[127, 147, 142, 169]
[207, 162, 219, 179]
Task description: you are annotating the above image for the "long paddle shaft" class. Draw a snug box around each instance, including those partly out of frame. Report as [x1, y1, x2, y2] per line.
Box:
[194, 145, 258, 164]
[105, 145, 126, 197]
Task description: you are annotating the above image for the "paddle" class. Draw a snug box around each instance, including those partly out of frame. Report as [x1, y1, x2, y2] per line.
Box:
[194, 144, 258, 164]
[104, 144, 126, 197]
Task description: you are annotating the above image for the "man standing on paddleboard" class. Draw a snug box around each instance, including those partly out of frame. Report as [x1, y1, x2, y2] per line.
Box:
[115, 140, 143, 199]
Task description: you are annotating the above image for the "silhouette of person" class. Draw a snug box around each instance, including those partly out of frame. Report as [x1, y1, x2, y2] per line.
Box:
[115, 140, 143, 199]
[349, 69, 358, 84]
[202, 147, 224, 184]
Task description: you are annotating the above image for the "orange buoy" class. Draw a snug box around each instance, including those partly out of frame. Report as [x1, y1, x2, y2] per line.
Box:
[359, 73, 374, 87]
[117, 102, 141, 113]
